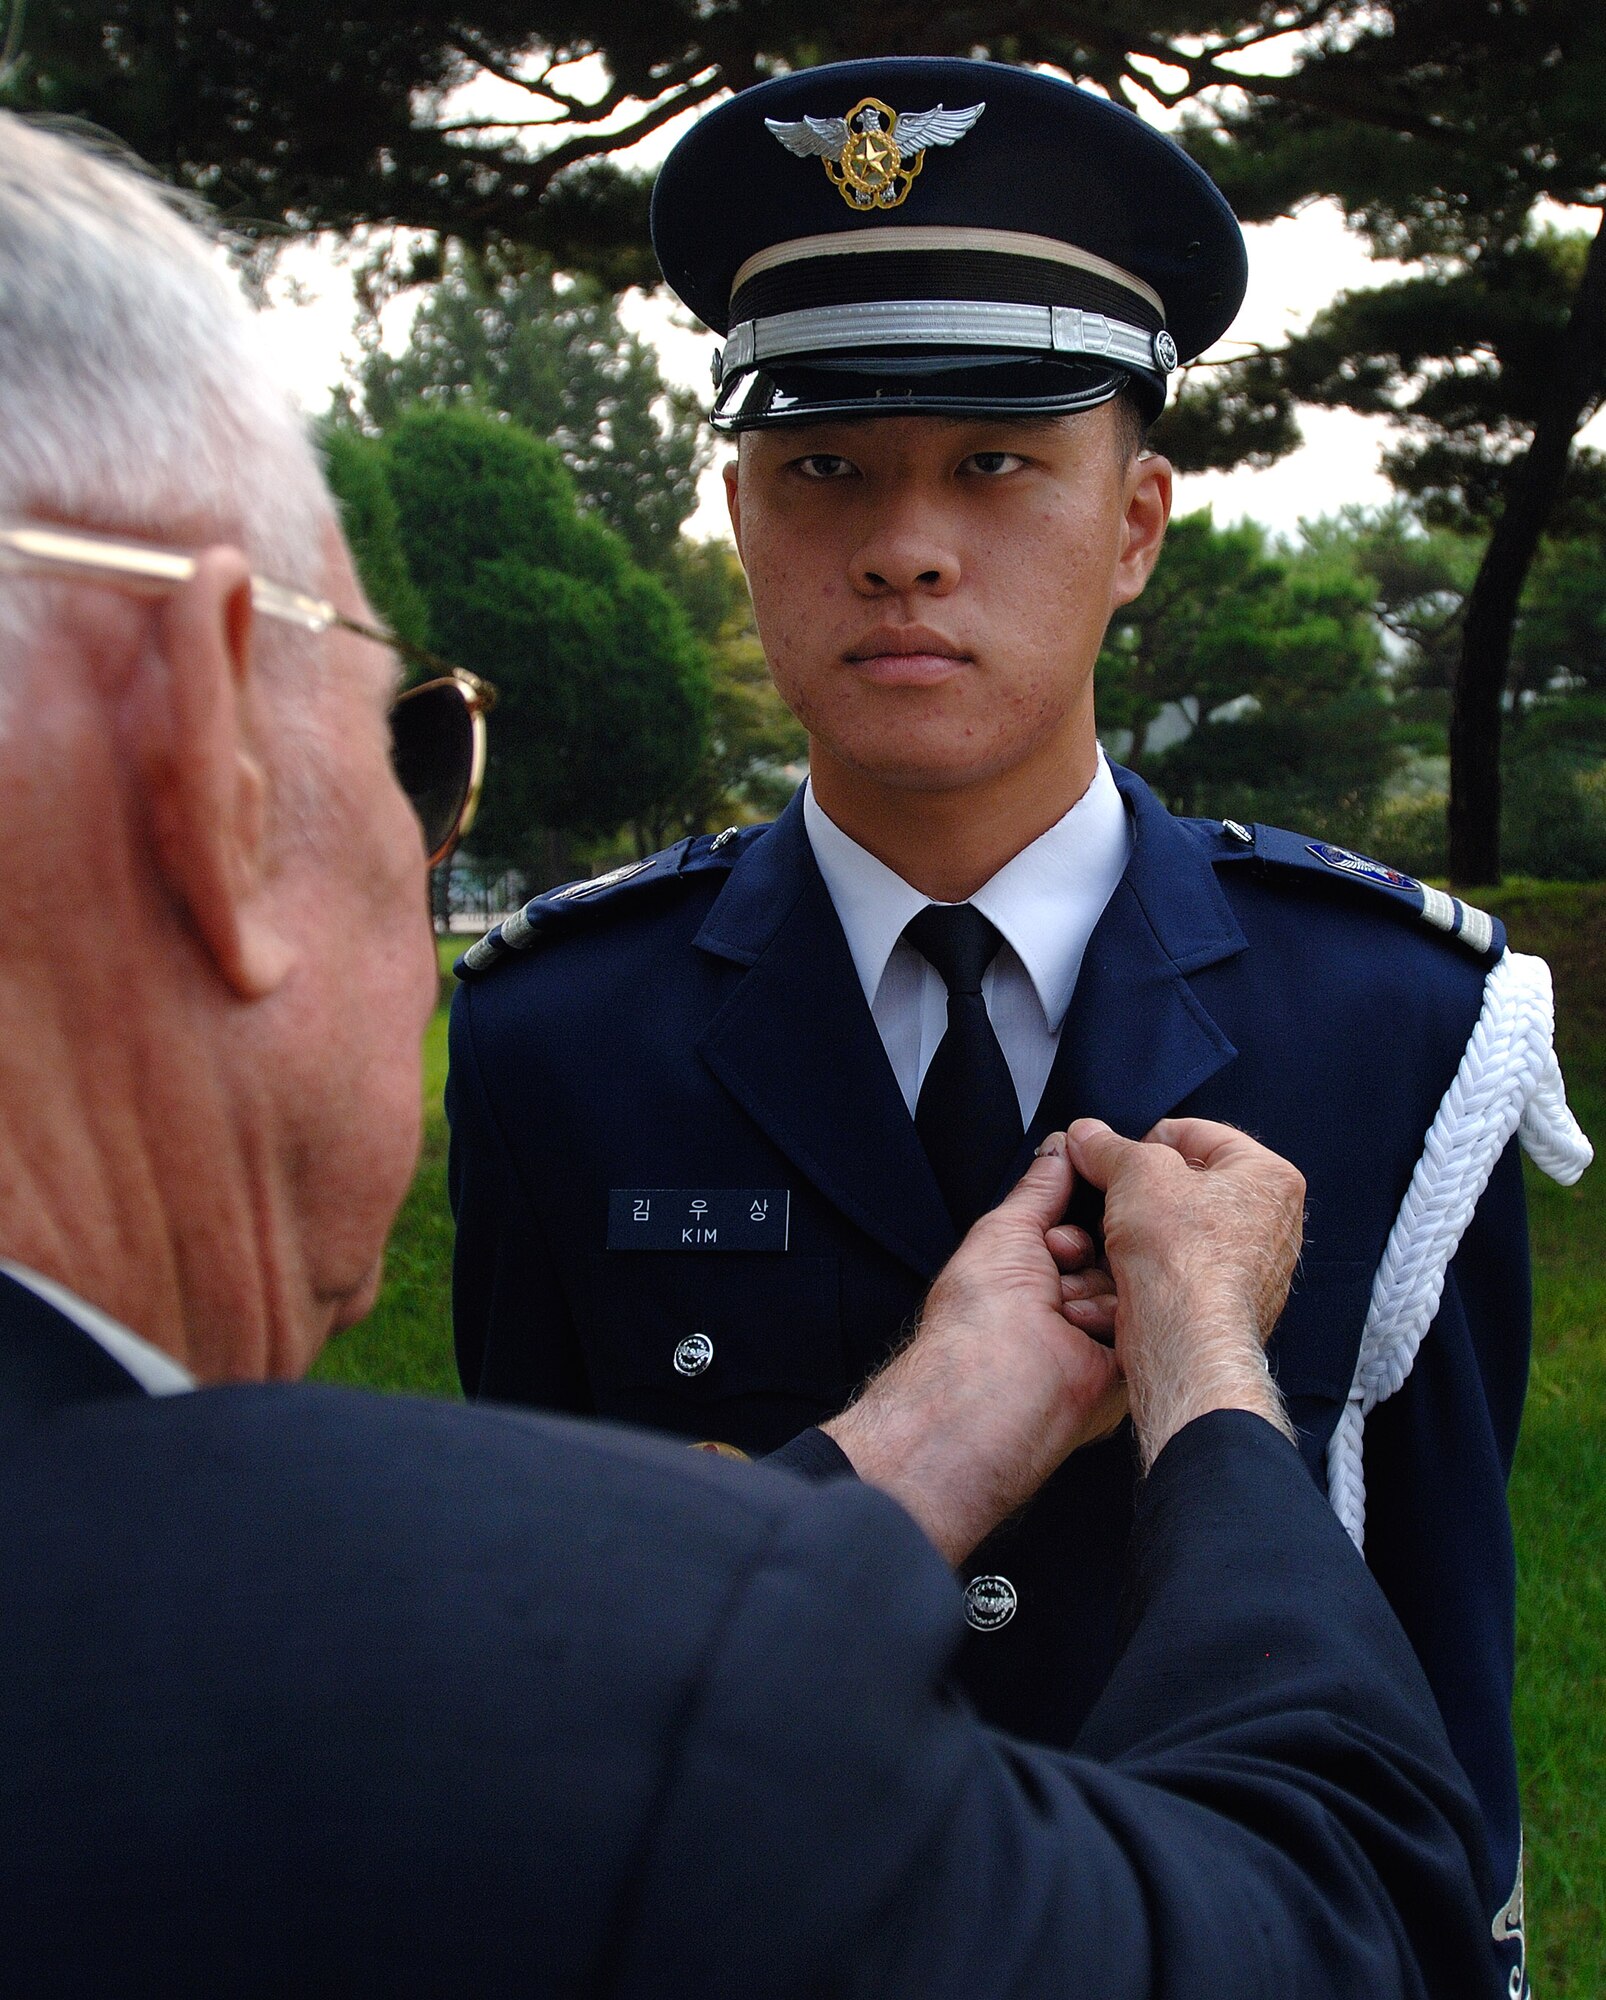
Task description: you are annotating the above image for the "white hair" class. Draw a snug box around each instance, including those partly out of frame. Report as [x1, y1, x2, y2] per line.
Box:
[0, 114, 334, 664]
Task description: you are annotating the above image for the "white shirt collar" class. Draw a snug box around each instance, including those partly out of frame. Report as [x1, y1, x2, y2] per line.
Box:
[0, 1260, 196, 1396]
[804, 751, 1131, 1031]
[803, 784, 930, 1007]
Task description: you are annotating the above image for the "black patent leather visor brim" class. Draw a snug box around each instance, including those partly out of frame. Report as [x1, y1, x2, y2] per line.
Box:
[710, 354, 1161, 431]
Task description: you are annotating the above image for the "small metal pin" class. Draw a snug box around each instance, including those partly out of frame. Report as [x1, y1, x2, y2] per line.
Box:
[963, 1574, 1018, 1632]
[674, 1332, 714, 1378]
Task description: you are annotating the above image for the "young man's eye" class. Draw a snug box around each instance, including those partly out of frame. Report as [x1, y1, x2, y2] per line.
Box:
[793, 454, 856, 479]
[963, 451, 1026, 476]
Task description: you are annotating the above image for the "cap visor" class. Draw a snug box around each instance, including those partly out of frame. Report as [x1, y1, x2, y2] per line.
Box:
[712, 354, 1153, 430]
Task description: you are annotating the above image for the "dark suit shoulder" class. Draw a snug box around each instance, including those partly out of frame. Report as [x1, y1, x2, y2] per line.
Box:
[1181, 812, 1505, 968]
[454, 823, 770, 983]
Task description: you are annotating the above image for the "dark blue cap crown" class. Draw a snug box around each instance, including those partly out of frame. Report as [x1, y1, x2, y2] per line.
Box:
[651, 58, 1247, 429]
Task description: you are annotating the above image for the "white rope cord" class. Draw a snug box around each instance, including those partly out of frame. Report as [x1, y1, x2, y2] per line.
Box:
[1327, 949, 1593, 1551]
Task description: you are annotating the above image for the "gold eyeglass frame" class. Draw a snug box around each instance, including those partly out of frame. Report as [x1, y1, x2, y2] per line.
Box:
[0, 517, 497, 864]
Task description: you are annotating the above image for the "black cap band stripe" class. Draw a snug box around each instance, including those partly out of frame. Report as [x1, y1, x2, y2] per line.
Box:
[730, 226, 1165, 318]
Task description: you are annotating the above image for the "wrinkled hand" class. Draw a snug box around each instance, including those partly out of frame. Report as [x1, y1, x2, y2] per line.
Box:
[823, 1145, 1127, 1565]
[1064, 1116, 1305, 1470]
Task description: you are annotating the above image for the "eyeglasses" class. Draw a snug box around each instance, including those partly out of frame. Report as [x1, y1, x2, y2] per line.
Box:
[0, 518, 497, 866]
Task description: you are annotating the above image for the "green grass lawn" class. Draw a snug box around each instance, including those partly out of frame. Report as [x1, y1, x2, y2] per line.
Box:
[316, 903, 1604, 1990]
[1484, 886, 1606, 1997]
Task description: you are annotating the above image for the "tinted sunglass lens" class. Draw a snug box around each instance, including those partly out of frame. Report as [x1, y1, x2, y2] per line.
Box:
[390, 681, 473, 861]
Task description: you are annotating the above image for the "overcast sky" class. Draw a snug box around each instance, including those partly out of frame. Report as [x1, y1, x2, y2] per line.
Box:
[250, 60, 1601, 549]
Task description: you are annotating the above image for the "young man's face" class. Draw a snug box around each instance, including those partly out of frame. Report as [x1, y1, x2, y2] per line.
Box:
[725, 402, 1170, 803]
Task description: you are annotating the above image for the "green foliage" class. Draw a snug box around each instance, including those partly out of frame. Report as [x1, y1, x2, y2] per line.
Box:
[13, 4, 1598, 308]
[318, 426, 431, 649]
[1502, 751, 1606, 884]
[1098, 510, 1396, 836]
[309, 1000, 459, 1400]
[1484, 884, 1606, 2000]
[1368, 792, 1449, 879]
[380, 405, 708, 869]
[1510, 545, 1606, 705]
[630, 539, 807, 848]
[1174, 228, 1605, 523]
[357, 251, 709, 570]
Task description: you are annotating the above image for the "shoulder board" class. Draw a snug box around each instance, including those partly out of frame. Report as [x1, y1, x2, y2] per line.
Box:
[1190, 816, 1505, 963]
[454, 823, 769, 981]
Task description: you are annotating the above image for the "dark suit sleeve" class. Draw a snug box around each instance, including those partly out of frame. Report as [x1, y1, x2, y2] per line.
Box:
[620, 1411, 1501, 1999]
[763, 1425, 856, 1479]
[446, 982, 595, 1411]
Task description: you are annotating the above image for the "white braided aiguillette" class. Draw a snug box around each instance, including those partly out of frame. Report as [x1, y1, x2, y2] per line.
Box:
[1327, 950, 1593, 1551]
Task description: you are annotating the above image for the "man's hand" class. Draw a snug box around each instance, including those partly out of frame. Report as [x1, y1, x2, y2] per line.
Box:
[1064, 1117, 1305, 1471]
[822, 1145, 1126, 1565]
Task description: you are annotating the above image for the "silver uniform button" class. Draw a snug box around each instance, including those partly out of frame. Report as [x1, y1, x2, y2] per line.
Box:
[963, 1574, 1018, 1632]
[673, 1332, 714, 1378]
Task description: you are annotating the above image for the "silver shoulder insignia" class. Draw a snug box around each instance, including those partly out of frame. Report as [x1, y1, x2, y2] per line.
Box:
[551, 859, 652, 903]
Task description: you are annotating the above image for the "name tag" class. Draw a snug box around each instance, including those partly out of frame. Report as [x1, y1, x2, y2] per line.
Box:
[607, 1188, 790, 1252]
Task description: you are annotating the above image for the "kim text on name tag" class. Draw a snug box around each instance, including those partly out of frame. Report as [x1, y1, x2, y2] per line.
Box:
[607, 1189, 791, 1252]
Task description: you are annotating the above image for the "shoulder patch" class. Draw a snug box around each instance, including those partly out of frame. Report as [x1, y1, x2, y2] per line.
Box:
[454, 824, 769, 980]
[1196, 817, 1504, 962]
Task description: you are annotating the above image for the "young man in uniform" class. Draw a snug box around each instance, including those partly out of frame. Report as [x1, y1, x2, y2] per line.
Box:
[448, 61, 1578, 1993]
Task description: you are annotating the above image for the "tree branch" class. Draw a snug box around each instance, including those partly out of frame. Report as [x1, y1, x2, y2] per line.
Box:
[1066, 18, 1455, 143]
[500, 73, 726, 198]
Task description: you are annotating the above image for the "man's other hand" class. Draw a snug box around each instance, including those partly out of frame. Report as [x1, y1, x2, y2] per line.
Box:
[822, 1145, 1126, 1565]
[1065, 1116, 1304, 1471]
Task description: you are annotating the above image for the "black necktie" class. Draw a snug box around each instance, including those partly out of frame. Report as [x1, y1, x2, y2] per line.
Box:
[904, 903, 1025, 1233]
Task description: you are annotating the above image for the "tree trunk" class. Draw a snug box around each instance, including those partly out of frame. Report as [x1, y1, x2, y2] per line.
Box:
[1449, 207, 1606, 887]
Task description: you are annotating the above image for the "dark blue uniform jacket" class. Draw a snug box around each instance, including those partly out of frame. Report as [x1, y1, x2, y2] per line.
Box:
[0, 1271, 1502, 1996]
[448, 768, 1531, 1982]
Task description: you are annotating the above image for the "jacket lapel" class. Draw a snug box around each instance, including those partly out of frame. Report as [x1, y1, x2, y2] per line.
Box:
[695, 771, 1247, 1269]
[0, 1269, 145, 1450]
[1014, 767, 1248, 1175]
[695, 793, 956, 1280]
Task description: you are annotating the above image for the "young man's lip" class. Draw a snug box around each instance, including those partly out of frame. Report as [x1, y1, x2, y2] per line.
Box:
[844, 630, 971, 663]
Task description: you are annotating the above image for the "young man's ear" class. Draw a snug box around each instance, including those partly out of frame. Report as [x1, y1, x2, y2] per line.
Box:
[723, 454, 743, 557]
[139, 547, 293, 999]
[1112, 452, 1173, 610]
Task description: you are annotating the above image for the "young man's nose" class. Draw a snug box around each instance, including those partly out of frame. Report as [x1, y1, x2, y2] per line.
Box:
[850, 513, 960, 597]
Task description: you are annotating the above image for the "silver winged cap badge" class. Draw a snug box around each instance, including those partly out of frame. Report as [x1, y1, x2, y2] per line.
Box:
[764, 96, 985, 210]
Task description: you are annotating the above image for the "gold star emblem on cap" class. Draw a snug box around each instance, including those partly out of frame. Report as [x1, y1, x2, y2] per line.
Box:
[765, 96, 985, 211]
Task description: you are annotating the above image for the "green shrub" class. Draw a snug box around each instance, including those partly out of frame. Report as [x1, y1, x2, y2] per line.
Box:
[1369, 791, 1450, 878]
[1504, 753, 1606, 881]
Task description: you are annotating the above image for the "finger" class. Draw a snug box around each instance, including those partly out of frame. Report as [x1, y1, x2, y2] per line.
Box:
[987, 1144, 1072, 1233]
[1065, 1117, 1144, 1191]
[1046, 1222, 1096, 1270]
[1144, 1115, 1262, 1171]
[1060, 1268, 1115, 1302]
[1062, 1293, 1117, 1342]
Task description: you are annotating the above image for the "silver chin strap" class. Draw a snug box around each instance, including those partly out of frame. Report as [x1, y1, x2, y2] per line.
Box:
[716, 298, 1176, 383]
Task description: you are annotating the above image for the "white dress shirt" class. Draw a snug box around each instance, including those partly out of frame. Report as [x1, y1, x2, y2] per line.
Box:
[803, 753, 1132, 1123]
[1, 1258, 195, 1395]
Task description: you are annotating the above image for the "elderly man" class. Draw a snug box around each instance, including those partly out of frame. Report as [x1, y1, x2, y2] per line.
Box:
[0, 116, 1501, 1997]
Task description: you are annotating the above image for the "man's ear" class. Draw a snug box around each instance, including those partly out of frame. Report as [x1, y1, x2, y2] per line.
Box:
[1111, 452, 1173, 610]
[139, 547, 294, 1000]
[723, 456, 743, 556]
